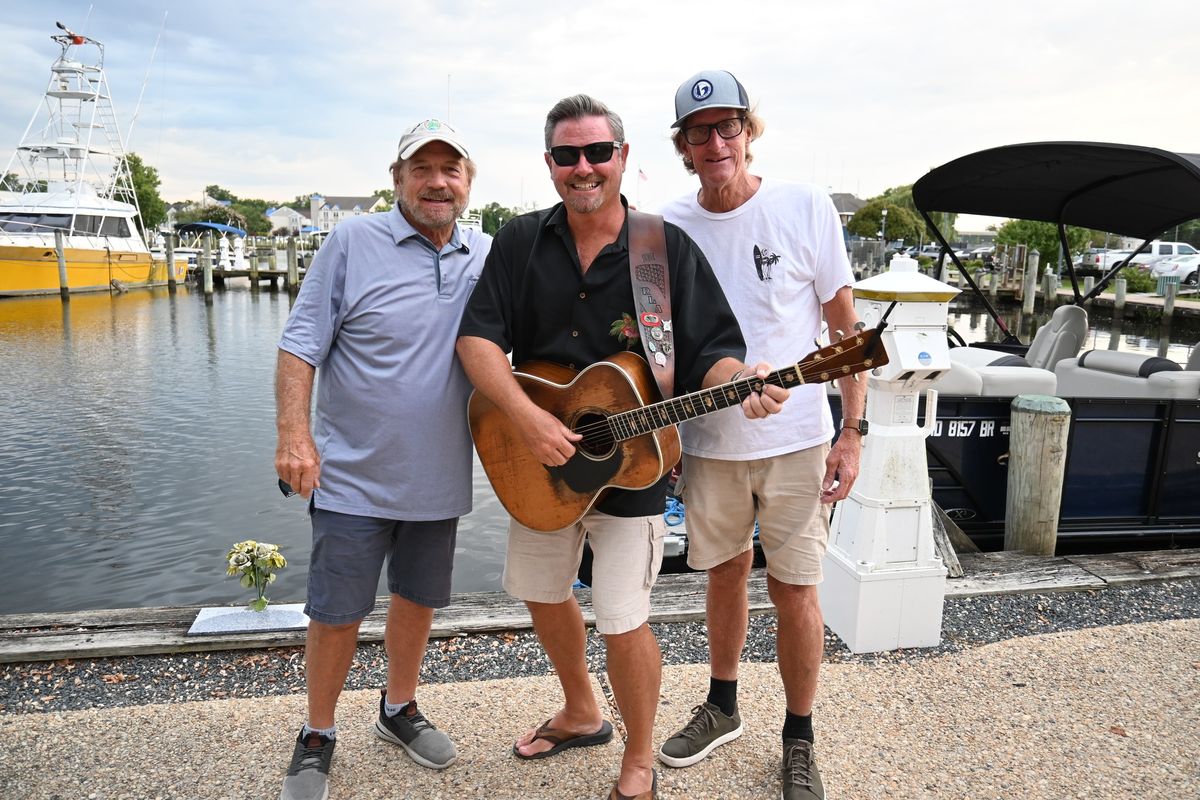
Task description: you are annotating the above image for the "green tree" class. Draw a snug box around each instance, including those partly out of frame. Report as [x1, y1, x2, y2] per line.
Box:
[473, 201, 520, 235]
[125, 153, 167, 236]
[373, 188, 395, 206]
[205, 184, 237, 202]
[175, 204, 248, 231]
[994, 219, 1091, 266]
[230, 199, 273, 235]
[847, 199, 921, 245]
[875, 183, 957, 240]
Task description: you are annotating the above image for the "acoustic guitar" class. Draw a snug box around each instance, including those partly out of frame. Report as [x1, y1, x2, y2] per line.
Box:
[468, 329, 887, 531]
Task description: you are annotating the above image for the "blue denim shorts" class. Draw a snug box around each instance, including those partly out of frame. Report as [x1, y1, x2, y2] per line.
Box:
[304, 505, 458, 625]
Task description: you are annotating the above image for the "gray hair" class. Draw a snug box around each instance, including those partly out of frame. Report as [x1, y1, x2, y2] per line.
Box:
[543, 94, 625, 150]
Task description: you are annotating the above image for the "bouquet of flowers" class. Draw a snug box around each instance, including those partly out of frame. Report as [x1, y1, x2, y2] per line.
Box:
[226, 540, 287, 611]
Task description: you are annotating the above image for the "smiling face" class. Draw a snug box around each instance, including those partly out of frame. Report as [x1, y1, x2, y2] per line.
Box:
[679, 107, 750, 192]
[545, 115, 627, 216]
[393, 140, 471, 241]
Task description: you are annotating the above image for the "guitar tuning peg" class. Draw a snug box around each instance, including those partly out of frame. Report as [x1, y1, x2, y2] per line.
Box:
[853, 321, 866, 331]
[813, 338, 821, 350]
[852, 373, 861, 382]
[834, 329, 845, 341]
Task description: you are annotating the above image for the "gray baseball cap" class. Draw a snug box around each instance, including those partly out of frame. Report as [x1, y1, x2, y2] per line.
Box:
[671, 70, 749, 128]
[396, 118, 469, 160]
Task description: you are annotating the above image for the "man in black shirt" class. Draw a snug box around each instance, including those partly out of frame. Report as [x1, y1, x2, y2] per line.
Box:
[457, 94, 790, 800]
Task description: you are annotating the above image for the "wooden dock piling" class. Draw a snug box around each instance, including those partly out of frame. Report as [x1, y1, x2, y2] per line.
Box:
[201, 233, 213, 301]
[1005, 394, 1071, 556]
[165, 233, 177, 293]
[287, 237, 299, 294]
[54, 230, 69, 302]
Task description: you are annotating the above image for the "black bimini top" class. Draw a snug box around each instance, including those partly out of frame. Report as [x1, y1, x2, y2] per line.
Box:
[912, 142, 1200, 240]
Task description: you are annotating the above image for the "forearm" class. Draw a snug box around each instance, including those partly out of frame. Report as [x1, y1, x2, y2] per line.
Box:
[701, 356, 746, 390]
[275, 350, 315, 435]
[456, 336, 537, 417]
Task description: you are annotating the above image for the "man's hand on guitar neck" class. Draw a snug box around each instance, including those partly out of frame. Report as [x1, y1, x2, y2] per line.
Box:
[705, 358, 791, 420]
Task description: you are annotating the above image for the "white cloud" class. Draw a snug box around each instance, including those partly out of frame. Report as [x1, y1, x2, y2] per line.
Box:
[3, 0, 1198, 219]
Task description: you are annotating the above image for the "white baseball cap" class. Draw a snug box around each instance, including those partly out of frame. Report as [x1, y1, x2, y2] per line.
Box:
[396, 119, 469, 160]
[671, 70, 750, 128]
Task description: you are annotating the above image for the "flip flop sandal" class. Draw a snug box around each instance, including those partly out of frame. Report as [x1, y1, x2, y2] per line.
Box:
[608, 768, 658, 799]
[512, 718, 614, 760]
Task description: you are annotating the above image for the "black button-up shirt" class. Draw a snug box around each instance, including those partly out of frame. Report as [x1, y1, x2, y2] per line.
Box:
[459, 199, 745, 517]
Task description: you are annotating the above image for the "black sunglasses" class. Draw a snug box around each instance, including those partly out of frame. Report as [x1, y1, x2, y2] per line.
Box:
[278, 478, 297, 498]
[682, 116, 746, 146]
[548, 141, 623, 167]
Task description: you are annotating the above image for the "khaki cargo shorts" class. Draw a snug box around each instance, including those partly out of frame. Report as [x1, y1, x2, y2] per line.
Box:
[678, 445, 830, 584]
[503, 511, 664, 635]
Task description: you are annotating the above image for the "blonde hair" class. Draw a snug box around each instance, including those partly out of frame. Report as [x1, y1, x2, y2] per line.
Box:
[671, 108, 765, 175]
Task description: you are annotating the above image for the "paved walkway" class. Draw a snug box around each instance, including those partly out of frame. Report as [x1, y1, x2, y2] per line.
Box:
[4, 618, 1197, 799]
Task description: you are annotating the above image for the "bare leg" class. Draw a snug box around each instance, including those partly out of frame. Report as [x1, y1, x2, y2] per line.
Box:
[304, 619, 362, 729]
[707, 549, 754, 680]
[513, 598, 605, 756]
[384, 593, 435, 703]
[768, 578, 823, 715]
[606, 622, 661, 796]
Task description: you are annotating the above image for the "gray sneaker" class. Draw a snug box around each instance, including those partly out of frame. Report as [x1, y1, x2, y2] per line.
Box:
[658, 701, 743, 768]
[781, 738, 825, 800]
[280, 729, 335, 800]
[372, 690, 458, 769]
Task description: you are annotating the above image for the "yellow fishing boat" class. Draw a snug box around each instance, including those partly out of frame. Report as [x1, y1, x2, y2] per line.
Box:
[0, 22, 184, 297]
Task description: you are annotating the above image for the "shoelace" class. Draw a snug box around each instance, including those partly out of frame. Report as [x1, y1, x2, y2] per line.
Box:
[677, 704, 719, 741]
[292, 736, 330, 772]
[404, 701, 435, 733]
[783, 741, 815, 787]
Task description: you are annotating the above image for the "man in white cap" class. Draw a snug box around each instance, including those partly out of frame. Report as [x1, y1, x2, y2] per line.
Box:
[655, 71, 865, 800]
[275, 118, 490, 800]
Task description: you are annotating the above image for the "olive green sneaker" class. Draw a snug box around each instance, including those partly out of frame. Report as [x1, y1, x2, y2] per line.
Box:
[781, 738, 825, 800]
[658, 701, 743, 768]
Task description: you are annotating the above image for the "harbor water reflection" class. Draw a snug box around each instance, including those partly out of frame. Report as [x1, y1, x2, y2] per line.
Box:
[0, 285, 1195, 614]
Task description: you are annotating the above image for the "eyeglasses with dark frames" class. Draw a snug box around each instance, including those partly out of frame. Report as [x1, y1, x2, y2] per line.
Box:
[682, 117, 746, 146]
[548, 141, 624, 167]
[278, 478, 297, 498]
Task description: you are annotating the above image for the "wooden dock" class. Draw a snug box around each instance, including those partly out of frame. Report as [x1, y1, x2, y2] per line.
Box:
[0, 548, 1196, 664]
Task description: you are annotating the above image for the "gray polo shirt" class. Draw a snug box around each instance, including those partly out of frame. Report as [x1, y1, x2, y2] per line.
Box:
[279, 206, 490, 520]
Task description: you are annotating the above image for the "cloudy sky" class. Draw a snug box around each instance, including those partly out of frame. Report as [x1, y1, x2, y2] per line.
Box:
[2, 0, 1197, 229]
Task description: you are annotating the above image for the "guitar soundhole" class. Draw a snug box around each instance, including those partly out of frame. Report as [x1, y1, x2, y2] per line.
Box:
[573, 412, 617, 459]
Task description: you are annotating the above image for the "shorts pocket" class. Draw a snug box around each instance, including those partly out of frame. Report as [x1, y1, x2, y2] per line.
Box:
[645, 517, 665, 589]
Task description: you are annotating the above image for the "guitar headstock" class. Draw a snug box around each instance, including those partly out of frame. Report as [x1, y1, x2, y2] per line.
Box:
[790, 328, 889, 386]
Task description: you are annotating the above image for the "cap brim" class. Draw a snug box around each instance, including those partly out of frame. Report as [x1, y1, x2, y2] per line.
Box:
[399, 136, 469, 160]
[671, 103, 748, 129]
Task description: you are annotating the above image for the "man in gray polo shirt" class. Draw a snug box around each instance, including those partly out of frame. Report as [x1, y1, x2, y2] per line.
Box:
[275, 119, 490, 800]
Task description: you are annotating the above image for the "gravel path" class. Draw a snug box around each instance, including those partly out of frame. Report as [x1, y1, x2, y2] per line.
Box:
[1, 617, 1197, 799]
[2, 577, 1197, 715]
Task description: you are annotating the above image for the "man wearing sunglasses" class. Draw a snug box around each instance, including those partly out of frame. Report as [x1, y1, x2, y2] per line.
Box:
[654, 71, 865, 800]
[275, 119, 489, 800]
[458, 94, 789, 800]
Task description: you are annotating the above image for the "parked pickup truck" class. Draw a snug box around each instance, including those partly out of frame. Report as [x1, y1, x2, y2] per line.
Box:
[1077, 241, 1198, 276]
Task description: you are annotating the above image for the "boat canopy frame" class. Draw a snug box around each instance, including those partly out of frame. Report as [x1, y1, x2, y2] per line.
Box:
[912, 141, 1200, 344]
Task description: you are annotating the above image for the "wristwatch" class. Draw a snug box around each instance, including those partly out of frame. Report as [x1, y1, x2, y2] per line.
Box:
[839, 418, 869, 435]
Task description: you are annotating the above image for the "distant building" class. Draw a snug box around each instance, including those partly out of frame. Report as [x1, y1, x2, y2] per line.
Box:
[830, 193, 866, 228]
[266, 205, 311, 234]
[309, 194, 389, 232]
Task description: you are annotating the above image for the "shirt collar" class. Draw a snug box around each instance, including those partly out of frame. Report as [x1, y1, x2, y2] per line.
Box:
[387, 204, 469, 253]
[543, 195, 631, 252]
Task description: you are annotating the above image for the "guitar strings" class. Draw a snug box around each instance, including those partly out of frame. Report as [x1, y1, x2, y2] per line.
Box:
[569, 347, 869, 448]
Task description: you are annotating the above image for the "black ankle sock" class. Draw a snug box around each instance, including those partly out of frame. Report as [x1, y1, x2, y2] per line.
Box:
[706, 677, 738, 717]
[782, 711, 813, 743]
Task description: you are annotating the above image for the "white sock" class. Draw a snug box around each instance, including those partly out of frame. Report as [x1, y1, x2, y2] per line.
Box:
[302, 723, 337, 739]
[384, 697, 411, 717]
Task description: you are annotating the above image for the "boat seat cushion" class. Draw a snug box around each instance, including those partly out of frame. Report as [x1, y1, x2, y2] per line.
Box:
[931, 360, 1055, 396]
[948, 345, 1018, 368]
[1056, 350, 1200, 399]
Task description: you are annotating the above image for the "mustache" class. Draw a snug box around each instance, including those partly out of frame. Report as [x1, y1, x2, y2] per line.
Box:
[419, 191, 455, 201]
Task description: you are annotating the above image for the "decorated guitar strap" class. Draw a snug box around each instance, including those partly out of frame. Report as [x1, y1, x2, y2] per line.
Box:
[627, 210, 675, 400]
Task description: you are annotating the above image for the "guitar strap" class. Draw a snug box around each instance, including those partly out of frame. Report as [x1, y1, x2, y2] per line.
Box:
[627, 210, 675, 399]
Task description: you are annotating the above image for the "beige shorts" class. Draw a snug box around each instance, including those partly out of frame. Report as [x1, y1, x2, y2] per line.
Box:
[678, 445, 830, 584]
[503, 511, 665, 635]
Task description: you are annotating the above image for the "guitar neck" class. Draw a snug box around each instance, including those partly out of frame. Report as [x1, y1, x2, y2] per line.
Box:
[608, 330, 882, 441]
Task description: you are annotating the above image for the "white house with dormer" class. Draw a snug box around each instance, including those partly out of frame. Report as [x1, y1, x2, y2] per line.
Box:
[266, 205, 311, 234]
[309, 194, 389, 232]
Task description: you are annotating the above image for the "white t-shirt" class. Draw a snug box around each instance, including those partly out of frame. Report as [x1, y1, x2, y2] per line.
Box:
[659, 178, 854, 460]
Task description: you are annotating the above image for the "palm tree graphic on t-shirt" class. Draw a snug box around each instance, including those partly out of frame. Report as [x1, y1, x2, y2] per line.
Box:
[753, 244, 780, 281]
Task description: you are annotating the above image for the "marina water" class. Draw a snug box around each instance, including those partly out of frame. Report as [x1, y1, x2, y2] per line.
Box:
[0, 283, 1194, 614]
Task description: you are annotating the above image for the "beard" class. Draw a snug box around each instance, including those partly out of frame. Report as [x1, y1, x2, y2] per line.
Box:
[400, 191, 466, 230]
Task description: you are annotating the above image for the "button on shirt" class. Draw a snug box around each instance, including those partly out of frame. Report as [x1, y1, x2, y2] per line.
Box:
[458, 199, 745, 517]
[279, 206, 490, 520]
